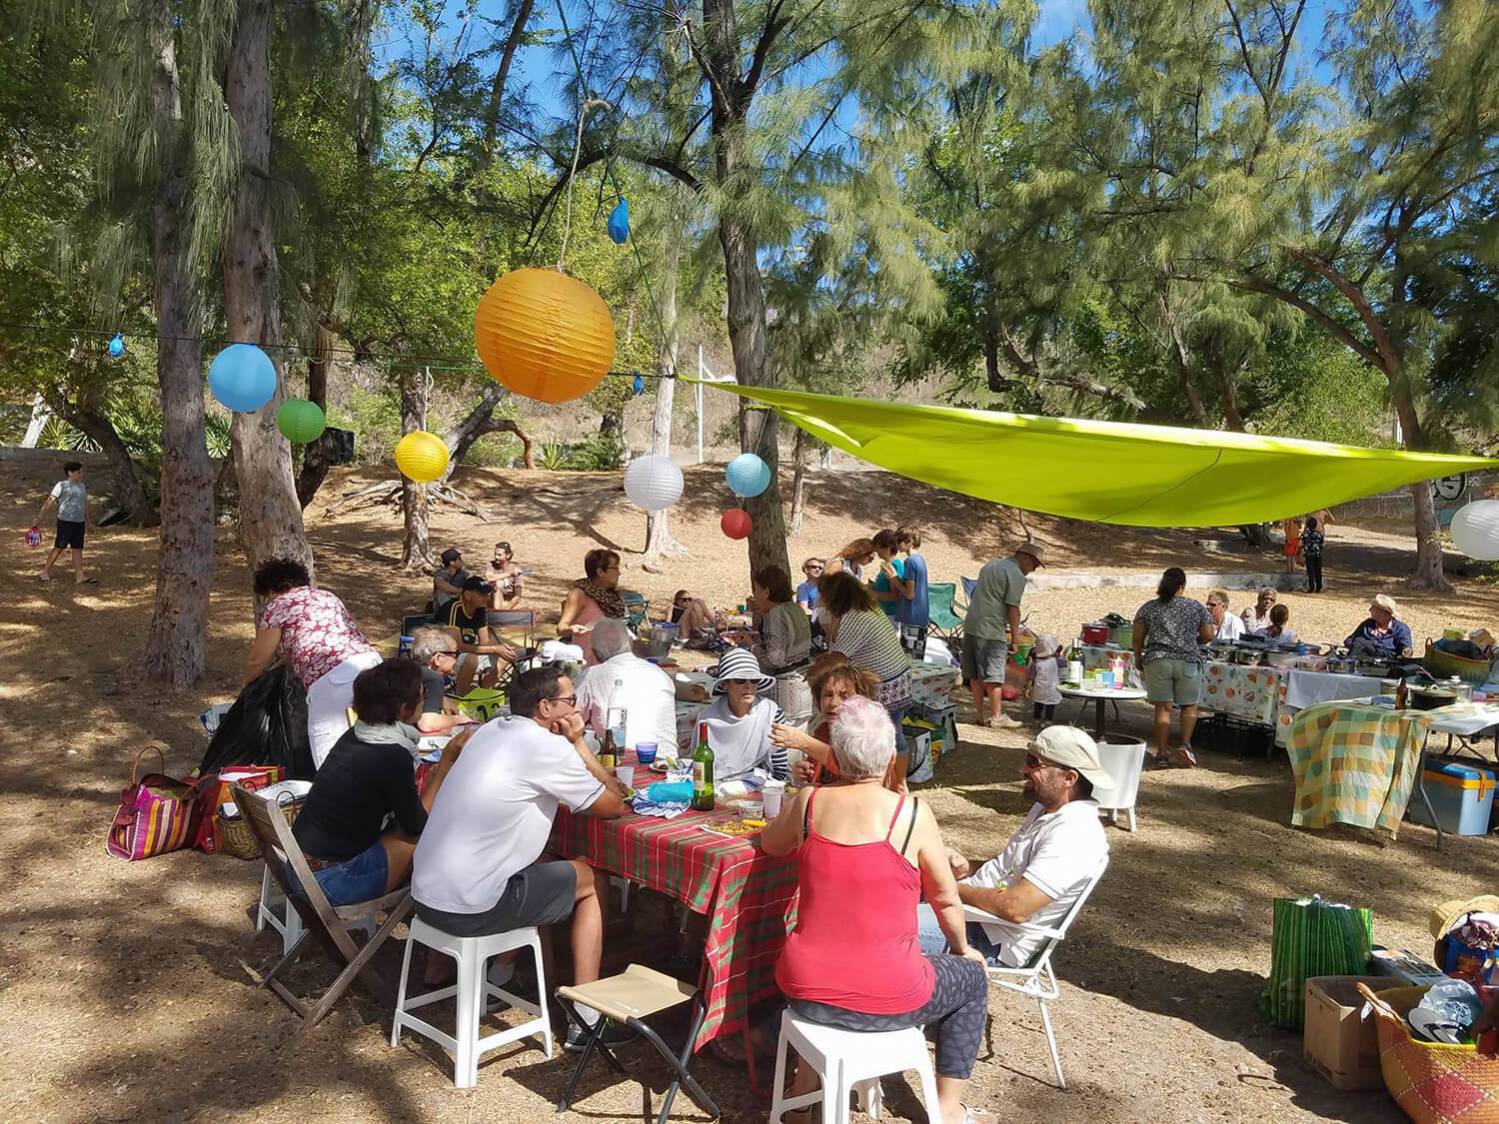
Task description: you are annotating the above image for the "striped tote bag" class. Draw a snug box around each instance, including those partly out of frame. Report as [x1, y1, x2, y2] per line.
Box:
[106, 745, 201, 861]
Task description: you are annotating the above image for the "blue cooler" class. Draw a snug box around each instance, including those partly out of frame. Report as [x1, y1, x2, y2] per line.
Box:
[1407, 761, 1496, 835]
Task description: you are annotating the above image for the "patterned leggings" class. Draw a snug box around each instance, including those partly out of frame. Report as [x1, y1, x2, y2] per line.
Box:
[788, 954, 988, 1078]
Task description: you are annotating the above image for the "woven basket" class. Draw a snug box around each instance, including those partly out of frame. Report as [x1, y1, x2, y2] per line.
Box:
[1356, 983, 1499, 1123]
[217, 797, 302, 861]
[1424, 640, 1493, 686]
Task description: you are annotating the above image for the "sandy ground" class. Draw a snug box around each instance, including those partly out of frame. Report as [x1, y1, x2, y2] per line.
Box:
[4, 452, 1499, 1123]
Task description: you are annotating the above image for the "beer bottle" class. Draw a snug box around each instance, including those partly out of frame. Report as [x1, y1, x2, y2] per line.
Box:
[691, 721, 715, 811]
[599, 728, 618, 771]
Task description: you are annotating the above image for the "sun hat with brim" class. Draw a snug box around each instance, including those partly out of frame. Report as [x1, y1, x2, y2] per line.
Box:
[1030, 726, 1111, 790]
[710, 648, 775, 694]
[1371, 593, 1400, 618]
[1428, 895, 1499, 940]
[1015, 541, 1046, 566]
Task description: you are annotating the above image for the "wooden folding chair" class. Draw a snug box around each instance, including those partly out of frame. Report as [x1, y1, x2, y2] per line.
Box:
[233, 783, 413, 1031]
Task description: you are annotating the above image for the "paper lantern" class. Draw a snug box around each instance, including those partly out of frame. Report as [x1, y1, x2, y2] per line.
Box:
[276, 399, 326, 443]
[623, 455, 683, 512]
[632, 374, 645, 396]
[725, 453, 772, 498]
[721, 509, 752, 540]
[473, 268, 616, 404]
[608, 198, 630, 245]
[394, 430, 450, 483]
[1450, 501, 1499, 560]
[208, 343, 277, 413]
[107, 333, 125, 358]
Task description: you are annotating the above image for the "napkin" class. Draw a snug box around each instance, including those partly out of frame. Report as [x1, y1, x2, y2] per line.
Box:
[632, 797, 690, 820]
[647, 781, 694, 804]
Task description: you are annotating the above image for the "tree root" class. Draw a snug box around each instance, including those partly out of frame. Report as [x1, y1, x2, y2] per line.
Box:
[326, 480, 491, 521]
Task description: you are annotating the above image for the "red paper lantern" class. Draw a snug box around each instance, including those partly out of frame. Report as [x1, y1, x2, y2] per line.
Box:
[721, 509, 752, 540]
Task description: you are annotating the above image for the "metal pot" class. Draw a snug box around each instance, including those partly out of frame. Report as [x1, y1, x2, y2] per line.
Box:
[1230, 647, 1264, 666]
[1326, 656, 1356, 674]
[1410, 686, 1458, 711]
[1357, 660, 1392, 678]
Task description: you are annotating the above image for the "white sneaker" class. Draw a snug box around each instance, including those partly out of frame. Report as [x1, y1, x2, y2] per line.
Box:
[991, 715, 1023, 730]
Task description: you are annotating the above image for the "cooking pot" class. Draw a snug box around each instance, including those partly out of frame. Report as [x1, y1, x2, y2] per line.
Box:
[1294, 655, 1328, 671]
[1264, 649, 1299, 669]
[1230, 647, 1264, 666]
[1326, 655, 1356, 674]
[1082, 623, 1110, 646]
[1410, 686, 1458, 711]
[1357, 660, 1392, 678]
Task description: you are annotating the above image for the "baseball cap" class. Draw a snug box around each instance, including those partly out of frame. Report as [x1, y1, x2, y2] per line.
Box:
[1029, 727, 1110, 790]
[461, 575, 494, 594]
[1015, 541, 1046, 566]
[440, 547, 463, 565]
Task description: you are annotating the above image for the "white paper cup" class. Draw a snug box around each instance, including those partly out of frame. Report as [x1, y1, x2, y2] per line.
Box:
[615, 765, 635, 789]
[762, 781, 785, 818]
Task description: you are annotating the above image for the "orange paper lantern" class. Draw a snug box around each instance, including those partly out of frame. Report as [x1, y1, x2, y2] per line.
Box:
[473, 268, 616, 404]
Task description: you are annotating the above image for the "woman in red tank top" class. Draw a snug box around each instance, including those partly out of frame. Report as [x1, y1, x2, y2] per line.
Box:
[763, 697, 995, 1124]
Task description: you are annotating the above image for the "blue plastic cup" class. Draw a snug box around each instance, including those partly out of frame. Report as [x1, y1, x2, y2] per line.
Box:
[635, 742, 658, 766]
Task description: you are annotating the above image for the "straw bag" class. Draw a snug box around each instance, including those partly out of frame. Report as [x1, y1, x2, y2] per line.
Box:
[1356, 983, 1499, 1123]
[106, 745, 202, 861]
[1424, 640, 1493, 686]
[216, 790, 303, 860]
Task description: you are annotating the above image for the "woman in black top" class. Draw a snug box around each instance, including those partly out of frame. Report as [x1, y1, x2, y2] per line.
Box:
[294, 659, 468, 905]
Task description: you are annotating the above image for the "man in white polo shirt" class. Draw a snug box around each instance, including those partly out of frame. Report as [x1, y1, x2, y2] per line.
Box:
[916, 726, 1109, 966]
[412, 665, 627, 1038]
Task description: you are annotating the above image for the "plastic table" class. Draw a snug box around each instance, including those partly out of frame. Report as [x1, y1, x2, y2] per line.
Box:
[1058, 684, 1148, 740]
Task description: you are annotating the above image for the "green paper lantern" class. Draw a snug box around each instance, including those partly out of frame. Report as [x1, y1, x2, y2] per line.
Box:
[276, 399, 326, 443]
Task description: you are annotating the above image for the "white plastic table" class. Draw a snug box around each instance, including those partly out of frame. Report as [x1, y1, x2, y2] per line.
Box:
[1059, 685, 1148, 740]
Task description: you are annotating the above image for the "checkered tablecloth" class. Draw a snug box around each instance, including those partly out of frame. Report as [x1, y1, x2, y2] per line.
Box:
[1286, 702, 1436, 834]
[549, 805, 799, 1049]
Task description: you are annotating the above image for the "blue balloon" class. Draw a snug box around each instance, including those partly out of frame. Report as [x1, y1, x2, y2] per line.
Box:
[607, 198, 630, 245]
[632, 374, 645, 395]
[726, 452, 772, 498]
[107, 333, 125, 358]
[208, 343, 277, 413]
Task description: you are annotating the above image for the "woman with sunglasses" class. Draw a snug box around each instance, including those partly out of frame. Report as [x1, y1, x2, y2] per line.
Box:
[557, 548, 626, 666]
[698, 648, 789, 783]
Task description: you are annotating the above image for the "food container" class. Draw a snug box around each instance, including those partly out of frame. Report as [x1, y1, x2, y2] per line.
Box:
[1108, 624, 1134, 649]
[1295, 655, 1329, 671]
[1357, 660, 1392, 678]
[1409, 686, 1458, 711]
[1230, 647, 1264, 666]
[1265, 649, 1299, 669]
[1081, 623, 1110, 646]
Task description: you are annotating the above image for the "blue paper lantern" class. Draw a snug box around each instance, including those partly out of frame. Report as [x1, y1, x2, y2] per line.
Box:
[208, 343, 277, 413]
[725, 452, 772, 498]
[607, 198, 630, 245]
[107, 333, 125, 358]
[632, 374, 645, 395]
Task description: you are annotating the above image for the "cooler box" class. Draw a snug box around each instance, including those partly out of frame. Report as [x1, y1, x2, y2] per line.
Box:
[1406, 760, 1496, 835]
[1303, 976, 1389, 1090]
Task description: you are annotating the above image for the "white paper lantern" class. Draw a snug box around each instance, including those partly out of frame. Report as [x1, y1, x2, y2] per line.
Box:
[1450, 500, 1499, 561]
[623, 455, 684, 512]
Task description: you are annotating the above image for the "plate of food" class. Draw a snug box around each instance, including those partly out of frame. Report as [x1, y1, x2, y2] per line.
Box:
[649, 755, 685, 773]
[700, 818, 766, 839]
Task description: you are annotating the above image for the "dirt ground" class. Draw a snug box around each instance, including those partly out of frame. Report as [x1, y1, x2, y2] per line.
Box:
[4, 451, 1499, 1123]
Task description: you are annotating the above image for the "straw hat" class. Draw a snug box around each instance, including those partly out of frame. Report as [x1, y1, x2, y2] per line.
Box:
[1429, 895, 1499, 940]
[1371, 593, 1400, 619]
[1015, 541, 1047, 567]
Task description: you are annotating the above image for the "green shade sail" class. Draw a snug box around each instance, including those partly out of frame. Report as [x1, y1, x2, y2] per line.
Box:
[698, 381, 1495, 527]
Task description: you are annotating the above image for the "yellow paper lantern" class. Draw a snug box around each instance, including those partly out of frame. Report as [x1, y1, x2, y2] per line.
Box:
[473, 268, 616, 404]
[394, 430, 449, 483]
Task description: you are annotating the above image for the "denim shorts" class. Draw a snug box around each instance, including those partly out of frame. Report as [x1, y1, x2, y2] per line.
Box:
[1142, 657, 1204, 707]
[311, 840, 390, 906]
[961, 635, 1008, 684]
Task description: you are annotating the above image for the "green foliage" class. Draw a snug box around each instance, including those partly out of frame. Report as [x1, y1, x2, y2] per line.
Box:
[538, 441, 572, 471]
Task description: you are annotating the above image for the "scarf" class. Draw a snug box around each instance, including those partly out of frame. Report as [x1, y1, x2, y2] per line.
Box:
[353, 720, 423, 760]
[574, 578, 626, 618]
[700, 695, 777, 783]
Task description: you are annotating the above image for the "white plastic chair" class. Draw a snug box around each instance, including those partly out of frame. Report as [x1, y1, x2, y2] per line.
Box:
[391, 917, 552, 1088]
[962, 854, 1109, 1089]
[767, 1008, 941, 1124]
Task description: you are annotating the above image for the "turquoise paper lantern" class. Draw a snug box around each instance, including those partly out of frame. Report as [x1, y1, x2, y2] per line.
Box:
[208, 343, 277, 413]
[725, 452, 771, 498]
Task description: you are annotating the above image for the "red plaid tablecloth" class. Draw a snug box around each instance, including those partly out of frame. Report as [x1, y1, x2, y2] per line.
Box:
[549, 806, 799, 1049]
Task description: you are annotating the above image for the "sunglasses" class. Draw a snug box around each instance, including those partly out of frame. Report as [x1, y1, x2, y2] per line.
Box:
[725, 678, 755, 686]
[1024, 754, 1066, 771]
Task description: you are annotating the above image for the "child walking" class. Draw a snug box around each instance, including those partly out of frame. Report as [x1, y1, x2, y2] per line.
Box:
[1302, 516, 1325, 592]
[35, 460, 94, 585]
[1028, 634, 1063, 723]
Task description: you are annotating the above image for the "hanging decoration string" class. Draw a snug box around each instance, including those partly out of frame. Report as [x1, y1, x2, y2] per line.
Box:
[558, 97, 611, 271]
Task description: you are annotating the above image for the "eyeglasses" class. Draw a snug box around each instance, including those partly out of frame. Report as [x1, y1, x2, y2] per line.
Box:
[549, 694, 578, 706]
[440, 650, 459, 658]
[805, 565, 824, 572]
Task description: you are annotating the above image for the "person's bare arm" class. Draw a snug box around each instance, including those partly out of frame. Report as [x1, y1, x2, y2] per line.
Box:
[761, 786, 810, 857]
[416, 709, 468, 734]
[433, 572, 463, 597]
[36, 491, 56, 526]
[243, 627, 283, 683]
[1198, 620, 1216, 643]
[1007, 603, 1022, 649]
[958, 877, 1054, 924]
[1133, 618, 1149, 668]
[419, 727, 473, 810]
[913, 805, 976, 956]
[557, 588, 585, 635]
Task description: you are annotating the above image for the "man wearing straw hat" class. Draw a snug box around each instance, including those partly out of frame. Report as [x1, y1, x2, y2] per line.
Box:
[1344, 593, 1413, 660]
[962, 541, 1046, 729]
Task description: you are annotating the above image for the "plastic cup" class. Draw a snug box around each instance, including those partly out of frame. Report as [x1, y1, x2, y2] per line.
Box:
[762, 780, 785, 818]
[635, 742, 658, 766]
[615, 765, 635, 789]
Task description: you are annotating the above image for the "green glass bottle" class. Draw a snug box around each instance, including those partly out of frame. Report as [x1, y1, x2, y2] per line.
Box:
[691, 721, 715, 812]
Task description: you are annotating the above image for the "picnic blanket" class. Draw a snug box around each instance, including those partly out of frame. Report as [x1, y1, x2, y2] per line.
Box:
[549, 806, 799, 1049]
[1286, 702, 1435, 834]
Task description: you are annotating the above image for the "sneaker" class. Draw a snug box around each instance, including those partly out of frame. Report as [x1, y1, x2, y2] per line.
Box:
[565, 1018, 636, 1052]
[991, 715, 1023, 730]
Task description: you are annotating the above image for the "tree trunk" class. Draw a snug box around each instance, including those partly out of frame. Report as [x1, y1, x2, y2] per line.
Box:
[141, 1, 213, 686]
[399, 367, 433, 571]
[1395, 381, 1449, 590]
[21, 392, 50, 447]
[789, 426, 808, 534]
[295, 321, 334, 508]
[481, 0, 536, 164]
[224, 0, 313, 580]
[442, 383, 536, 472]
[982, 328, 1003, 392]
[644, 192, 687, 564]
[599, 411, 624, 439]
[50, 395, 156, 525]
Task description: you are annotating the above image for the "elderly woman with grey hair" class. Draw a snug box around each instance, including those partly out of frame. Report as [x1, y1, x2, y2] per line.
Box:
[574, 617, 679, 752]
[406, 627, 471, 734]
[763, 697, 994, 1124]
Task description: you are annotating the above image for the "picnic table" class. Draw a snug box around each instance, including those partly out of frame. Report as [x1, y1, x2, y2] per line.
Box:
[548, 800, 799, 1055]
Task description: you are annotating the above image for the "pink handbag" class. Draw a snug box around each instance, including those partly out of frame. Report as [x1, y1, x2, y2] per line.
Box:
[106, 745, 202, 861]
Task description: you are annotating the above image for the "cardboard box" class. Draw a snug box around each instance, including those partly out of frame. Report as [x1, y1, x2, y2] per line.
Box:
[1303, 976, 1389, 1090]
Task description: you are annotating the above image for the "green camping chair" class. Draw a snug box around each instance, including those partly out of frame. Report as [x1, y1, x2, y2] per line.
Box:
[928, 583, 965, 644]
[621, 590, 650, 632]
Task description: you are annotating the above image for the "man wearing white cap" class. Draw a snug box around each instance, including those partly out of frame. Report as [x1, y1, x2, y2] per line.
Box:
[915, 726, 1109, 967]
[962, 541, 1046, 730]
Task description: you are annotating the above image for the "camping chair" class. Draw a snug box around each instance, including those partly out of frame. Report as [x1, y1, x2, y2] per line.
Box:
[959, 576, 978, 610]
[620, 590, 650, 632]
[927, 582, 965, 644]
[963, 854, 1109, 1089]
[488, 608, 537, 652]
[402, 612, 435, 636]
[232, 782, 413, 1031]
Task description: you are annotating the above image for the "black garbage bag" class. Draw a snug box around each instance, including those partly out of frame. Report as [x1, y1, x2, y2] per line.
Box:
[198, 665, 313, 780]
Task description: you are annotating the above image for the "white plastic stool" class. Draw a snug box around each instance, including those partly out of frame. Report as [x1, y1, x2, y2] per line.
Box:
[768, 1009, 942, 1124]
[256, 861, 374, 954]
[1093, 734, 1147, 832]
[391, 917, 552, 1087]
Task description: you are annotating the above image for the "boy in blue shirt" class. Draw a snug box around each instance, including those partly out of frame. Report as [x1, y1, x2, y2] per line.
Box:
[894, 527, 930, 658]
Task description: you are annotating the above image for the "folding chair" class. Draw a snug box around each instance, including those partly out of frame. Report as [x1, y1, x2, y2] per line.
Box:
[402, 612, 435, 636]
[926, 582, 965, 644]
[959, 575, 977, 610]
[488, 608, 537, 652]
[555, 965, 720, 1124]
[621, 590, 650, 632]
[963, 854, 1109, 1089]
[232, 783, 413, 1031]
